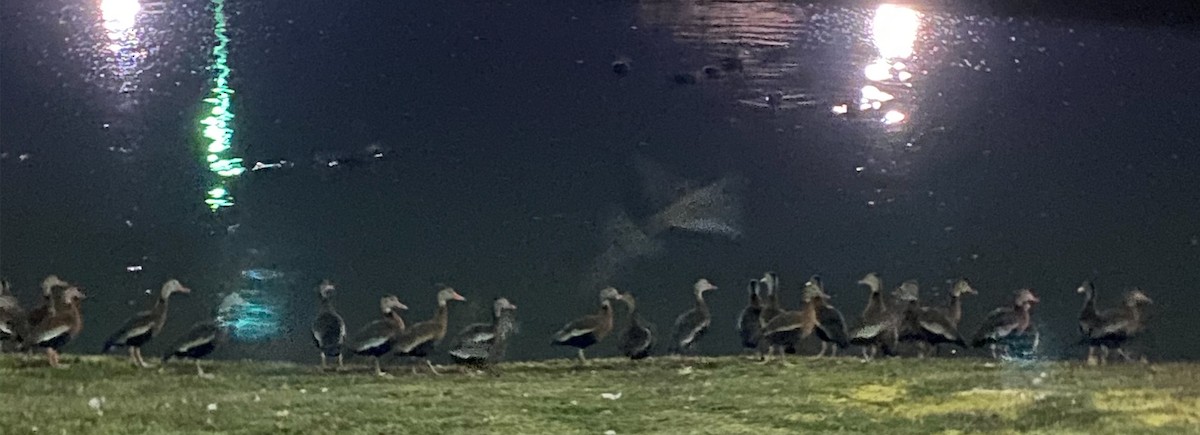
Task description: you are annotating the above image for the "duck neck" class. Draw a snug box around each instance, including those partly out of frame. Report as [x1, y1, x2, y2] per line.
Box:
[693, 290, 709, 314]
[865, 290, 885, 316]
[435, 301, 449, 328]
[1081, 288, 1096, 316]
[319, 295, 335, 311]
[386, 309, 405, 330]
[947, 293, 962, 324]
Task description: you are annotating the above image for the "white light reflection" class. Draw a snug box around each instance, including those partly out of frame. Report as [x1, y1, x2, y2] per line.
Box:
[101, 0, 140, 37]
[835, 4, 921, 128]
[98, 0, 146, 94]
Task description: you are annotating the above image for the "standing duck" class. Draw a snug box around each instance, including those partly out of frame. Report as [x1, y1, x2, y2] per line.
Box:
[898, 280, 969, 358]
[1081, 287, 1152, 365]
[23, 275, 71, 343]
[735, 279, 763, 352]
[448, 297, 519, 368]
[347, 295, 409, 376]
[28, 286, 86, 368]
[670, 278, 718, 354]
[760, 276, 824, 362]
[310, 279, 346, 370]
[809, 277, 849, 357]
[551, 287, 623, 364]
[1, 278, 26, 351]
[756, 272, 795, 356]
[617, 292, 655, 360]
[849, 272, 896, 360]
[971, 288, 1040, 359]
[162, 320, 227, 378]
[939, 279, 978, 327]
[391, 286, 466, 375]
[102, 279, 191, 368]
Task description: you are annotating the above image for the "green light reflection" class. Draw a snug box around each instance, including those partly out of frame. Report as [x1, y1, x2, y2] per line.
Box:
[201, 0, 243, 210]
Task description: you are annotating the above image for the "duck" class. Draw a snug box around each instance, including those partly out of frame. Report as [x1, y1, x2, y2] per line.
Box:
[849, 272, 896, 360]
[617, 292, 655, 360]
[28, 286, 86, 368]
[735, 279, 763, 352]
[809, 277, 849, 357]
[939, 279, 978, 328]
[551, 287, 623, 364]
[102, 279, 191, 368]
[895, 280, 969, 358]
[971, 288, 1040, 359]
[161, 320, 227, 378]
[347, 295, 409, 376]
[756, 272, 795, 356]
[391, 286, 466, 375]
[448, 297, 519, 368]
[310, 279, 346, 370]
[1080, 287, 1152, 365]
[0, 278, 26, 351]
[670, 278, 718, 354]
[22, 275, 71, 344]
[760, 276, 824, 362]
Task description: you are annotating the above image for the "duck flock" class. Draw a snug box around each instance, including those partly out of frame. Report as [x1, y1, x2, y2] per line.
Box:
[0, 272, 1153, 377]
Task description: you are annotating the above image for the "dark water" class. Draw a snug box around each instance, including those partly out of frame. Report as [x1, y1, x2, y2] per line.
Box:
[2, 1, 1199, 362]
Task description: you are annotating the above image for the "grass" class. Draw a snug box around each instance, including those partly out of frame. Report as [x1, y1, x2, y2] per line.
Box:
[1, 354, 1199, 434]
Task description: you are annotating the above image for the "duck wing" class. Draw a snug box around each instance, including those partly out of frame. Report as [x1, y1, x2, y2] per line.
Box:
[162, 321, 221, 361]
[347, 319, 400, 354]
[551, 314, 604, 344]
[672, 308, 710, 349]
[816, 305, 850, 347]
[102, 310, 156, 351]
[311, 311, 346, 350]
[971, 307, 1019, 347]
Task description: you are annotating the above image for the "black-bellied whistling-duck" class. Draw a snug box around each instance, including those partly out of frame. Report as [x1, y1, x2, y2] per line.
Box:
[551, 287, 623, 364]
[0, 278, 26, 351]
[102, 279, 191, 368]
[310, 279, 346, 370]
[348, 295, 409, 376]
[162, 321, 227, 378]
[23, 275, 71, 343]
[940, 279, 978, 327]
[29, 286, 86, 368]
[897, 280, 970, 358]
[760, 276, 824, 363]
[1081, 287, 1152, 365]
[849, 272, 896, 360]
[809, 278, 849, 357]
[617, 292, 655, 360]
[971, 288, 1040, 359]
[448, 297, 518, 368]
[736, 279, 763, 352]
[756, 272, 796, 356]
[670, 278, 718, 354]
[1077, 280, 1101, 342]
[392, 286, 466, 375]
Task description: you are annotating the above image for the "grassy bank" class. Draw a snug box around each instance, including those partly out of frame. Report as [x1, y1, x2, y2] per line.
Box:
[1, 354, 1198, 434]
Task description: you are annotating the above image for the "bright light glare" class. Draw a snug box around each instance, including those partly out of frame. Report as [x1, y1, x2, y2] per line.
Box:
[872, 5, 920, 59]
[100, 0, 140, 34]
[883, 110, 906, 124]
[864, 61, 892, 81]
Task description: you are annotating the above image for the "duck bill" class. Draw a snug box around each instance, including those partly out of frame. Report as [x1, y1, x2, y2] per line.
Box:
[452, 292, 466, 301]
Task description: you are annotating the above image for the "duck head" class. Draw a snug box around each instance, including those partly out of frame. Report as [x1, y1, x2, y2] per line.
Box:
[599, 286, 622, 302]
[1014, 288, 1039, 307]
[693, 278, 718, 295]
[493, 297, 517, 316]
[858, 272, 882, 293]
[62, 286, 86, 304]
[41, 275, 69, 295]
[317, 280, 336, 299]
[1076, 280, 1094, 296]
[951, 278, 978, 297]
[437, 287, 466, 305]
[893, 280, 920, 302]
[380, 295, 408, 313]
[802, 276, 829, 301]
[160, 279, 192, 299]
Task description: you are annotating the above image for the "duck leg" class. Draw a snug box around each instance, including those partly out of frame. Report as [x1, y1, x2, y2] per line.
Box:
[815, 342, 827, 358]
[47, 348, 67, 368]
[831, 346, 839, 357]
[128, 347, 139, 366]
[424, 359, 441, 375]
[135, 347, 153, 368]
[1086, 346, 1098, 366]
[988, 344, 998, 360]
[1113, 348, 1132, 362]
[577, 349, 587, 365]
[1099, 345, 1110, 365]
[319, 353, 327, 369]
[374, 357, 390, 377]
[337, 353, 345, 370]
[861, 346, 871, 361]
[196, 360, 215, 379]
